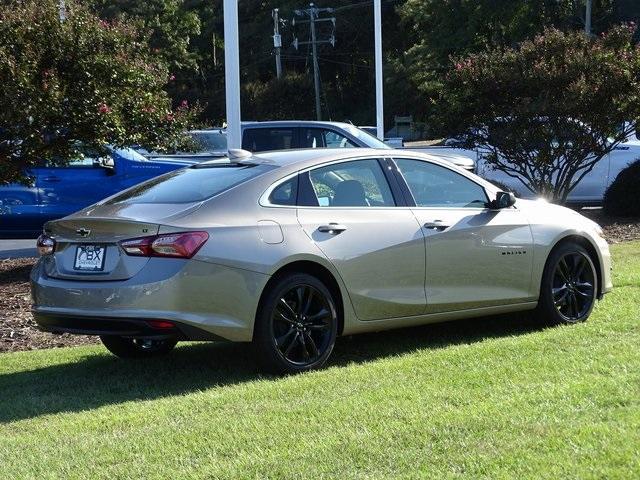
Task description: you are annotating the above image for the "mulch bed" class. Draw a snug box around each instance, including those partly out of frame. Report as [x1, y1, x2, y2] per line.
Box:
[580, 210, 640, 244]
[1, 211, 639, 353]
[0, 258, 97, 353]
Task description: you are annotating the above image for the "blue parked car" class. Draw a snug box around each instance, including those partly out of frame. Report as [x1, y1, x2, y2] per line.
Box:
[0, 147, 193, 237]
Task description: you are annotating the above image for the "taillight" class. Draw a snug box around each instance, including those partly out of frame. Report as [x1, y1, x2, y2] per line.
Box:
[120, 231, 208, 259]
[36, 234, 56, 256]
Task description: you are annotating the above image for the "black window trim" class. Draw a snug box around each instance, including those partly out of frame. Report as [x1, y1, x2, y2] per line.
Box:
[389, 157, 491, 209]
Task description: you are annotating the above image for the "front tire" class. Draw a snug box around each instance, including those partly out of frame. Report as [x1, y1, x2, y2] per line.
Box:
[537, 242, 598, 325]
[253, 273, 338, 374]
[100, 336, 177, 359]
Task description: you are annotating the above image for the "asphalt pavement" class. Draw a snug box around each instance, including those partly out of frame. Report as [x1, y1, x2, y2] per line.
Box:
[0, 238, 38, 259]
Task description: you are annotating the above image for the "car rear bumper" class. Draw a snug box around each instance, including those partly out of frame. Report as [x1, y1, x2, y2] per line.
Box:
[33, 312, 224, 340]
[30, 257, 270, 342]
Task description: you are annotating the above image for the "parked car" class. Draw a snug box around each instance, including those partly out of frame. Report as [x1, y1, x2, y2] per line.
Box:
[358, 126, 405, 148]
[146, 121, 475, 171]
[32, 148, 611, 374]
[136, 128, 228, 163]
[426, 125, 640, 205]
[0, 147, 194, 237]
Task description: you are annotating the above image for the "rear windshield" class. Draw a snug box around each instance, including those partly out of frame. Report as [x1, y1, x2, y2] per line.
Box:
[106, 164, 274, 204]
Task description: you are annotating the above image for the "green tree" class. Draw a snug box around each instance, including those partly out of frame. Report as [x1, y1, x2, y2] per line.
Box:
[0, 0, 197, 184]
[434, 25, 640, 203]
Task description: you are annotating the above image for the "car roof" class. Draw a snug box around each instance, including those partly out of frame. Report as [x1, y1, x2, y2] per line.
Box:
[227, 148, 475, 174]
[241, 120, 355, 129]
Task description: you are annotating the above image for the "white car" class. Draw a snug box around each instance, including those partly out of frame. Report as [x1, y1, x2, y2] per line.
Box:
[415, 127, 640, 206]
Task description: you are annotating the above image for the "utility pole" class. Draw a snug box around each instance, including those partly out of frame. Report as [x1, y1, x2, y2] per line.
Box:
[273, 9, 283, 79]
[293, 4, 336, 121]
[585, 0, 593, 35]
[309, 8, 321, 120]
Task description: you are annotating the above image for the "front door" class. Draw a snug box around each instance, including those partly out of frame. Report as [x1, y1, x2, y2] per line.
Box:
[393, 158, 534, 313]
[296, 158, 426, 320]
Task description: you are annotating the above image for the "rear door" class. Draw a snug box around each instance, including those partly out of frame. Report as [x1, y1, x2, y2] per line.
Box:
[296, 157, 427, 320]
[392, 158, 534, 313]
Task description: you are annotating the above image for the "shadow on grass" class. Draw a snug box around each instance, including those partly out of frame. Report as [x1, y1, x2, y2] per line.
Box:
[0, 311, 546, 423]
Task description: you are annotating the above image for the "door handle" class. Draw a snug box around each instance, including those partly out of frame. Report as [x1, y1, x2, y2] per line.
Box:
[42, 176, 61, 183]
[424, 220, 449, 231]
[317, 223, 347, 234]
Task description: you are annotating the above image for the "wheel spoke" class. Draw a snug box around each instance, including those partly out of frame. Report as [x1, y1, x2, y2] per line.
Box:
[557, 258, 571, 283]
[307, 323, 330, 331]
[304, 332, 319, 358]
[554, 289, 569, 306]
[553, 285, 568, 299]
[298, 332, 310, 360]
[307, 308, 330, 323]
[573, 255, 586, 280]
[275, 309, 296, 325]
[276, 327, 296, 348]
[295, 286, 305, 315]
[303, 287, 314, 315]
[278, 298, 297, 320]
[283, 331, 299, 357]
[569, 293, 579, 318]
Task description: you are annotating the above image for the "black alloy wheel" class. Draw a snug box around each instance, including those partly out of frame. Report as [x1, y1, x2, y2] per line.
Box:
[552, 252, 596, 321]
[273, 284, 334, 366]
[254, 273, 338, 374]
[537, 242, 598, 325]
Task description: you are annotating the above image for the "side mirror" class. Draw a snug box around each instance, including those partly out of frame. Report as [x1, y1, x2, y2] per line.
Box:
[98, 156, 116, 175]
[492, 191, 516, 209]
[99, 156, 114, 168]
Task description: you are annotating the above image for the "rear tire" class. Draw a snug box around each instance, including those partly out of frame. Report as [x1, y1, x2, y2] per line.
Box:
[253, 273, 338, 374]
[537, 242, 598, 325]
[100, 336, 177, 359]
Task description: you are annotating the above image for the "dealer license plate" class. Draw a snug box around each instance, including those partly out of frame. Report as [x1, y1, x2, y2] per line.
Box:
[74, 245, 106, 271]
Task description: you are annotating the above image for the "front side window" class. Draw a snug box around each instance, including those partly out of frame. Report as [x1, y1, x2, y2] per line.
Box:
[242, 128, 295, 152]
[395, 159, 488, 208]
[299, 128, 358, 149]
[307, 159, 395, 207]
[324, 130, 357, 148]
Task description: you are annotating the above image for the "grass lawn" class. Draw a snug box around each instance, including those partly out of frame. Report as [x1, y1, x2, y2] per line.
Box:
[1, 242, 639, 479]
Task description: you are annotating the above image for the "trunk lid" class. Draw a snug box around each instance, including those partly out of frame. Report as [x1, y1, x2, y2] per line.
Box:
[43, 218, 161, 281]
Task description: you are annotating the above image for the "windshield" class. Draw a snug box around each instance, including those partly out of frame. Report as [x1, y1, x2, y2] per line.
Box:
[191, 131, 228, 152]
[105, 163, 273, 204]
[346, 125, 391, 149]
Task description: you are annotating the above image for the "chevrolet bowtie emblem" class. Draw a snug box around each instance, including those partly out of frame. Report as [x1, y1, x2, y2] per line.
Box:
[76, 228, 91, 237]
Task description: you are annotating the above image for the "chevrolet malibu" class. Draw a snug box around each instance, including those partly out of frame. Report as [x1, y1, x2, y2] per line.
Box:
[31, 149, 612, 373]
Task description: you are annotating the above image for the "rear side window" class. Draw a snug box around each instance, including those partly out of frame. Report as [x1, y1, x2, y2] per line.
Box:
[269, 177, 298, 206]
[242, 128, 295, 152]
[106, 164, 273, 204]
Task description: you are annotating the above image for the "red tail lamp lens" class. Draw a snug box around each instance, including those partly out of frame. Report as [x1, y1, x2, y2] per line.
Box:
[147, 320, 176, 329]
[120, 232, 208, 259]
[36, 234, 56, 256]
